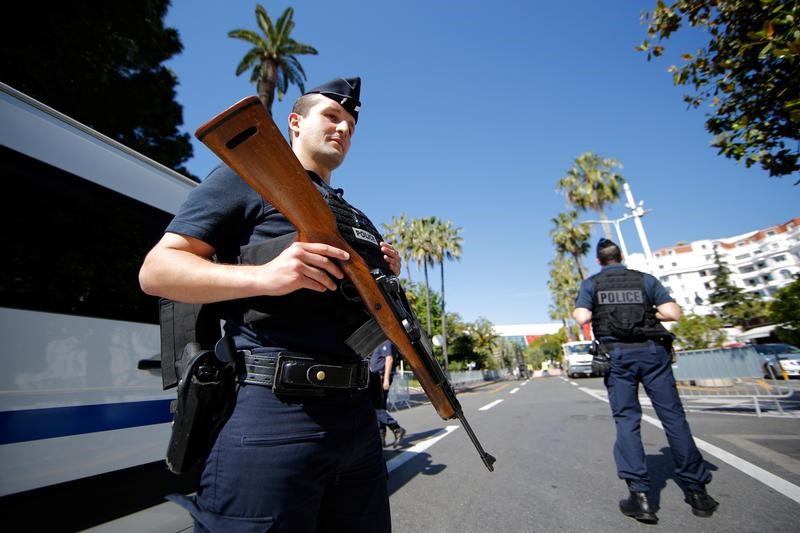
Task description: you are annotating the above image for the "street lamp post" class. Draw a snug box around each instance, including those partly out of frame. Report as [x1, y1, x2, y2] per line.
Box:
[584, 215, 633, 258]
[584, 182, 654, 272]
[624, 182, 654, 270]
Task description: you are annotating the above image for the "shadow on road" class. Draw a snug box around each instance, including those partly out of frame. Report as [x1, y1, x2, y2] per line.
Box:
[645, 447, 719, 510]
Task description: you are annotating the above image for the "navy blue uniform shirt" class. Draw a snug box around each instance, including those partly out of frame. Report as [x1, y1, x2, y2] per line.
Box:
[165, 164, 365, 358]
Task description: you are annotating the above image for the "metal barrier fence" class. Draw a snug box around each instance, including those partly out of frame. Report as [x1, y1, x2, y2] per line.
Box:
[387, 368, 508, 411]
[387, 377, 410, 411]
[672, 347, 793, 416]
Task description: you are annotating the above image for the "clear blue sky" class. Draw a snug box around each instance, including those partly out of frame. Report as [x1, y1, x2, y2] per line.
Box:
[164, 0, 798, 326]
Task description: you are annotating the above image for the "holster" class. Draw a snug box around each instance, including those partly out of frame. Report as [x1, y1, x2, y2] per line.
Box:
[590, 340, 611, 377]
[165, 339, 240, 475]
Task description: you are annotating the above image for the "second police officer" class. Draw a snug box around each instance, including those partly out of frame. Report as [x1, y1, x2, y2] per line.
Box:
[572, 238, 719, 524]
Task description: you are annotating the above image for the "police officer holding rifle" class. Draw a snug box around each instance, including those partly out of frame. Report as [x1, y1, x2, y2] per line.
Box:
[140, 78, 398, 532]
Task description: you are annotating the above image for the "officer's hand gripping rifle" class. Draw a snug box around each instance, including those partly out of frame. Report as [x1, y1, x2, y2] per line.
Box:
[195, 96, 495, 472]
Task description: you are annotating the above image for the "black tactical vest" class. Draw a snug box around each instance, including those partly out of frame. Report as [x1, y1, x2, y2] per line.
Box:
[590, 267, 671, 342]
[233, 178, 387, 337]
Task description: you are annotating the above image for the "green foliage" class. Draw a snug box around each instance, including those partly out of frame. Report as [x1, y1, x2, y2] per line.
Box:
[671, 314, 727, 350]
[639, 1, 800, 179]
[466, 317, 500, 366]
[708, 247, 769, 327]
[497, 338, 524, 370]
[768, 276, 800, 345]
[549, 211, 591, 279]
[556, 152, 626, 240]
[2, 1, 196, 179]
[382, 214, 415, 281]
[525, 331, 568, 367]
[228, 5, 318, 114]
[547, 256, 582, 340]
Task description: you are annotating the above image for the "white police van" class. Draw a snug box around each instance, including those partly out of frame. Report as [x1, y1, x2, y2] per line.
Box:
[0, 82, 196, 531]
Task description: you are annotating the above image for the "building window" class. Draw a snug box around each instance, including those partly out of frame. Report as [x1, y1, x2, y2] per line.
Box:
[735, 253, 750, 260]
[658, 264, 664, 269]
[745, 278, 758, 287]
[659, 276, 669, 282]
[701, 244, 707, 249]
[762, 274, 773, 282]
[774, 255, 786, 262]
[781, 269, 793, 279]
[772, 243, 780, 249]
[684, 297, 690, 304]
[676, 273, 682, 279]
[756, 262, 767, 269]
[704, 282, 712, 289]
[767, 230, 776, 236]
[739, 265, 755, 273]
[737, 242, 746, 247]
[671, 262, 677, 267]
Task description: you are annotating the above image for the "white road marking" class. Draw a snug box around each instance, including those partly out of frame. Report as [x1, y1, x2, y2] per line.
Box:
[577, 386, 800, 504]
[479, 399, 504, 411]
[510, 388, 520, 394]
[386, 425, 460, 473]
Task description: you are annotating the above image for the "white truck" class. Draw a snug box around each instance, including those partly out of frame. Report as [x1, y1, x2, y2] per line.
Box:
[562, 340, 595, 378]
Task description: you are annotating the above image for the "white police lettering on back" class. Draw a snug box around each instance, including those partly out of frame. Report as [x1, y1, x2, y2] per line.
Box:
[597, 290, 644, 305]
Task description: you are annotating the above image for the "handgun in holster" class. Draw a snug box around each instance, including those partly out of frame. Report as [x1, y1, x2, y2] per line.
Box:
[159, 300, 240, 475]
[590, 340, 611, 377]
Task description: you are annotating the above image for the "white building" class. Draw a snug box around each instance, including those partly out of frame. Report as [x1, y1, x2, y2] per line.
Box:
[651, 217, 800, 314]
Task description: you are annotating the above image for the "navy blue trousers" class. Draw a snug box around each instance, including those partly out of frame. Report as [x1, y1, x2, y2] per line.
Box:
[605, 341, 711, 493]
[171, 384, 390, 533]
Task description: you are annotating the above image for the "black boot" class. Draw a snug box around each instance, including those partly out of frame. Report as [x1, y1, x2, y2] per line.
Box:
[619, 492, 658, 523]
[390, 425, 406, 449]
[685, 488, 718, 517]
[379, 427, 387, 448]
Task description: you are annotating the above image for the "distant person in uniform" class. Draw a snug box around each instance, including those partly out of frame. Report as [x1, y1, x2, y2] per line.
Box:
[369, 340, 406, 448]
[140, 77, 400, 532]
[572, 238, 718, 524]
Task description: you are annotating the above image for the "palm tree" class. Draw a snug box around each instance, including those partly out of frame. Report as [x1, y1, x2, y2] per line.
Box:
[228, 5, 318, 114]
[547, 255, 581, 341]
[550, 211, 591, 280]
[381, 214, 414, 281]
[431, 219, 463, 371]
[409, 217, 438, 335]
[556, 152, 625, 240]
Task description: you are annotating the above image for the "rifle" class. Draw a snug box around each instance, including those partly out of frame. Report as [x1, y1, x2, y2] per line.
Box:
[195, 96, 496, 472]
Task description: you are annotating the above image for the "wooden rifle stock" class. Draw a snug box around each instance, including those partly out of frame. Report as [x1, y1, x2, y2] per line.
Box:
[196, 96, 494, 471]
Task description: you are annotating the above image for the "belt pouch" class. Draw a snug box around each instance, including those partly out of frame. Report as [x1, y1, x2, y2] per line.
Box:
[272, 354, 326, 397]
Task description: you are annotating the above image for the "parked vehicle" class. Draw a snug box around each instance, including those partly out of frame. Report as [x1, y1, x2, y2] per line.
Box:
[562, 341, 595, 378]
[0, 82, 196, 530]
[752, 343, 800, 379]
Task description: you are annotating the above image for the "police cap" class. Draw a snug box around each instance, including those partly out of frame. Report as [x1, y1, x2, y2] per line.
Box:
[596, 238, 618, 257]
[304, 77, 361, 123]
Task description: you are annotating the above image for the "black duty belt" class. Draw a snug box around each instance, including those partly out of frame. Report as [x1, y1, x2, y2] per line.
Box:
[242, 352, 370, 396]
[603, 340, 654, 349]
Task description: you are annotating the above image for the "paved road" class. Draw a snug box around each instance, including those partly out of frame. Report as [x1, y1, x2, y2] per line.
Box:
[384, 376, 800, 532]
[87, 376, 800, 532]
